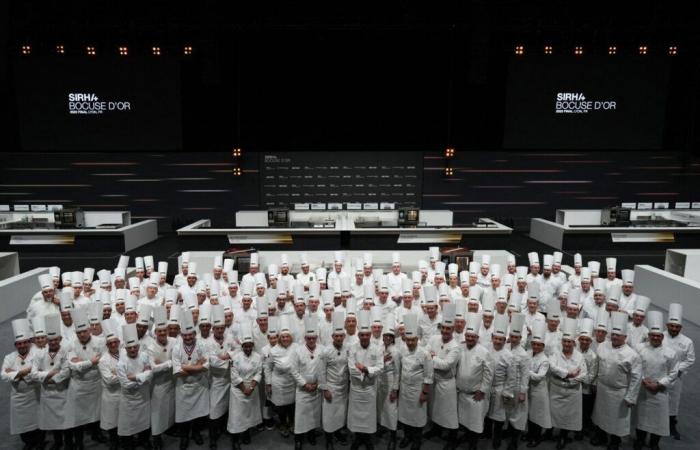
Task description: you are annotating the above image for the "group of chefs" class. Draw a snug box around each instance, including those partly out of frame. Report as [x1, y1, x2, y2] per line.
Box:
[3, 248, 695, 450]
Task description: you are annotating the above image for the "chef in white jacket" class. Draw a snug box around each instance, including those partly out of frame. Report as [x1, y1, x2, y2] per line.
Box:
[525, 321, 551, 447]
[347, 309, 384, 449]
[618, 270, 637, 317]
[227, 322, 263, 449]
[172, 308, 210, 449]
[397, 313, 434, 450]
[634, 311, 679, 450]
[664, 303, 695, 440]
[591, 312, 642, 450]
[377, 317, 401, 450]
[2, 319, 40, 448]
[424, 304, 460, 448]
[32, 314, 71, 449]
[66, 307, 107, 446]
[456, 312, 494, 450]
[117, 323, 153, 446]
[549, 318, 588, 449]
[320, 311, 351, 449]
[147, 306, 176, 450]
[485, 314, 517, 449]
[505, 312, 530, 447]
[98, 318, 122, 449]
[206, 304, 235, 449]
[265, 316, 298, 438]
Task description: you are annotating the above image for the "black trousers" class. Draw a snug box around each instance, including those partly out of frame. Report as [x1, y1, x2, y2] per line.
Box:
[179, 417, 206, 438]
[582, 393, 595, 430]
[20, 430, 42, 447]
[276, 404, 295, 427]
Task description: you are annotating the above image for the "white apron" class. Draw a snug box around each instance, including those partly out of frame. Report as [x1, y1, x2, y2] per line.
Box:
[398, 347, 433, 428]
[377, 345, 400, 431]
[347, 342, 384, 433]
[265, 343, 298, 406]
[593, 342, 642, 437]
[634, 343, 678, 436]
[147, 338, 176, 435]
[506, 345, 530, 431]
[548, 350, 586, 431]
[292, 344, 325, 434]
[66, 337, 105, 428]
[488, 347, 516, 422]
[98, 353, 122, 430]
[173, 339, 211, 422]
[227, 350, 263, 434]
[427, 335, 460, 429]
[117, 351, 153, 436]
[321, 343, 350, 433]
[32, 346, 71, 430]
[2, 350, 40, 434]
[456, 343, 494, 433]
[205, 335, 234, 420]
[527, 352, 551, 429]
[664, 332, 694, 416]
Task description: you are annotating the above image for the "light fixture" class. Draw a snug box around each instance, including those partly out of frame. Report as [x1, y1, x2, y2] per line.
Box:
[118, 46, 128, 56]
[56, 44, 65, 55]
[639, 45, 648, 55]
[668, 46, 678, 55]
[152, 46, 161, 56]
[444, 167, 454, 177]
[445, 147, 455, 158]
[608, 45, 617, 55]
[232, 167, 242, 176]
[183, 45, 193, 55]
[574, 46, 584, 56]
[232, 148, 242, 157]
[544, 45, 553, 55]
[86, 46, 96, 56]
[21, 44, 31, 55]
[514, 45, 524, 55]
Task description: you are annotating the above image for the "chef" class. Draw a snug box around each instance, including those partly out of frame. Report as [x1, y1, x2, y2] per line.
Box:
[591, 312, 642, 450]
[172, 309, 210, 449]
[477, 255, 492, 288]
[292, 316, 325, 449]
[206, 305, 235, 450]
[525, 321, 550, 448]
[664, 303, 695, 440]
[576, 318, 599, 440]
[505, 313, 529, 448]
[147, 306, 176, 450]
[605, 258, 621, 288]
[627, 296, 650, 348]
[2, 319, 40, 449]
[397, 313, 434, 450]
[327, 251, 348, 285]
[66, 307, 107, 446]
[485, 314, 516, 449]
[265, 316, 298, 438]
[424, 304, 460, 448]
[456, 312, 494, 450]
[117, 323, 153, 447]
[618, 270, 637, 316]
[634, 310, 679, 450]
[296, 253, 317, 289]
[27, 273, 60, 324]
[417, 286, 441, 344]
[548, 318, 587, 449]
[241, 253, 260, 287]
[98, 319, 122, 450]
[347, 309, 384, 449]
[320, 311, 350, 450]
[378, 317, 401, 450]
[227, 322, 263, 449]
[387, 252, 407, 302]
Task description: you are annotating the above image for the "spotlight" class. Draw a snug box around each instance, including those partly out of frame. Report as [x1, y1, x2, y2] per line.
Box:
[118, 46, 128, 56]
[445, 147, 455, 158]
[86, 46, 96, 56]
[444, 167, 454, 177]
[544, 45, 553, 55]
[232, 148, 242, 158]
[56, 44, 65, 55]
[608, 46, 617, 55]
[232, 167, 242, 176]
[639, 45, 648, 55]
[574, 46, 584, 55]
[183, 45, 193, 55]
[668, 45, 678, 55]
[514, 45, 524, 55]
[152, 46, 161, 56]
[21, 44, 31, 55]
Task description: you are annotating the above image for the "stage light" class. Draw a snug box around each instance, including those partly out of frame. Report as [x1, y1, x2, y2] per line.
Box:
[608, 46, 617, 55]
[232, 148, 242, 158]
[86, 46, 96, 56]
[152, 46, 161, 56]
[184, 45, 193, 55]
[574, 46, 584, 56]
[668, 46, 678, 55]
[56, 45, 65, 55]
[232, 167, 242, 176]
[118, 46, 128, 56]
[544, 45, 553, 55]
[444, 167, 454, 177]
[514, 45, 524, 55]
[445, 147, 455, 158]
[21, 44, 31, 55]
[639, 45, 648, 55]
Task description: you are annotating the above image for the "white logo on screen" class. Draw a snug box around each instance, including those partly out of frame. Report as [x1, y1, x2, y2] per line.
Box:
[67, 93, 132, 115]
[555, 92, 616, 114]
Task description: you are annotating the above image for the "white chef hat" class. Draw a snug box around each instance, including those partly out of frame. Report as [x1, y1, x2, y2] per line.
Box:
[593, 278, 606, 293]
[459, 271, 469, 286]
[117, 254, 130, 269]
[507, 254, 516, 266]
[493, 314, 509, 337]
[418, 260, 428, 272]
[531, 320, 546, 343]
[254, 272, 267, 288]
[168, 305, 182, 326]
[280, 253, 289, 268]
[321, 290, 334, 310]
[114, 288, 128, 303]
[198, 303, 212, 324]
[227, 270, 239, 285]
[307, 281, 320, 299]
[634, 296, 650, 315]
[249, 253, 259, 267]
[621, 269, 634, 285]
[114, 268, 126, 281]
[345, 297, 357, 317]
[187, 262, 198, 277]
[293, 285, 306, 305]
[382, 317, 395, 336]
[239, 322, 254, 345]
[59, 289, 73, 311]
[255, 297, 269, 317]
[180, 309, 196, 333]
[49, 266, 61, 279]
[83, 268, 95, 284]
[45, 313, 61, 339]
[527, 281, 540, 300]
[267, 264, 278, 279]
[528, 252, 540, 266]
[153, 305, 168, 329]
[509, 313, 525, 336]
[148, 272, 160, 288]
[332, 311, 346, 334]
[182, 292, 197, 310]
[61, 272, 72, 286]
[97, 270, 111, 287]
[38, 273, 53, 291]
[578, 318, 594, 338]
[546, 298, 561, 321]
[334, 251, 345, 264]
[434, 262, 446, 277]
[363, 283, 375, 301]
[606, 284, 621, 305]
[304, 316, 319, 336]
[276, 279, 288, 295]
[267, 316, 279, 336]
[468, 261, 480, 276]
[354, 258, 364, 274]
[400, 277, 412, 295]
[410, 271, 420, 286]
[158, 261, 168, 275]
[223, 258, 234, 272]
[508, 292, 523, 311]
[503, 274, 514, 288]
[495, 286, 508, 304]
[32, 316, 46, 337]
[581, 267, 591, 283]
[469, 285, 482, 303]
[446, 263, 457, 277]
[316, 267, 327, 283]
[71, 271, 84, 287]
[137, 304, 152, 326]
[606, 257, 617, 273]
[134, 257, 145, 271]
[542, 254, 553, 270]
[566, 288, 581, 308]
[667, 303, 682, 325]
[515, 266, 528, 282]
[213, 255, 223, 270]
[72, 307, 90, 332]
[647, 311, 664, 334]
[464, 312, 482, 335]
[403, 313, 418, 337]
[442, 303, 456, 327]
[455, 298, 467, 319]
[339, 276, 351, 294]
[481, 295, 495, 316]
[88, 301, 102, 324]
[429, 246, 440, 262]
[588, 261, 600, 277]
[422, 285, 438, 305]
[561, 318, 578, 340]
[122, 323, 138, 347]
[595, 309, 609, 332]
[299, 253, 309, 267]
[490, 264, 501, 279]
[379, 275, 389, 292]
[553, 252, 563, 266]
[141, 255, 153, 270]
[211, 304, 225, 327]
[481, 254, 491, 267]
[610, 311, 628, 335]
[362, 252, 373, 268]
[102, 318, 119, 341]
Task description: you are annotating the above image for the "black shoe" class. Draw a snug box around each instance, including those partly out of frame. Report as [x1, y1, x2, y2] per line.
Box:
[308, 433, 317, 446]
[279, 425, 291, 439]
[192, 432, 204, 446]
[526, 439, 541, 448]
[326, 436, 335, 450]
[409, 440, 421, 450]
[541, 431, 553, 442]
[264, 419, 275, 431]
[232, 441, 242, 450]
[555, 437, 566, 450]
[335, 432, 348, 446]
[574, 432, 583, 441]
[507, 438, 518, 450]
[242, 431, 251, 445]
[590, 436, 607, 447]
[387, 436, 397, 450]
[423, 427, 442, 440]
[671, 429, 680, 441]
[140, 439, 153, 450]
[179, 437, 189, 450]
[295, 439, 303, 450]
[91, 432, 107, 444]
[398, 437, 411, 449]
